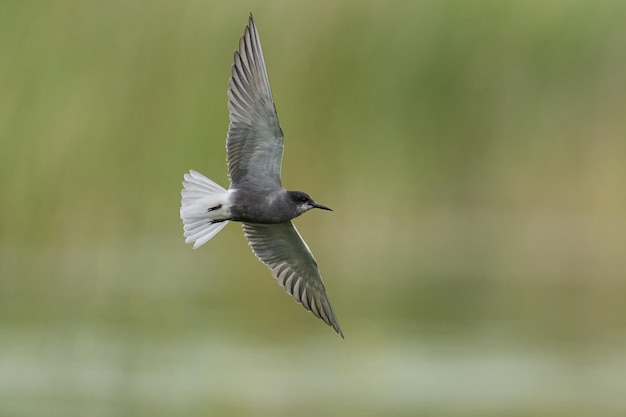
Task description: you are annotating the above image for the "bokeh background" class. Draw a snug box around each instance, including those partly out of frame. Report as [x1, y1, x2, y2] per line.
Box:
[1, 1, 625, 416]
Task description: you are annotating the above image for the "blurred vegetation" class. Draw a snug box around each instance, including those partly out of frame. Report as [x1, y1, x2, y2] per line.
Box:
[1, 0, 625, 416]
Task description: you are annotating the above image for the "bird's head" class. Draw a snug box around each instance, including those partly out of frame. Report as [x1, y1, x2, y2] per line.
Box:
[288, 191, 332, 216]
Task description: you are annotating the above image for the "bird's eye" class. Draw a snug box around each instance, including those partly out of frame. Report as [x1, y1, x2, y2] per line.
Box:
[300, 196, 308, 203]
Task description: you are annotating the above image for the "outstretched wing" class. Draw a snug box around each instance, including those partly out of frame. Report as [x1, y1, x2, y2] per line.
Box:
[226, 14, 284, 189]
[242, 222, 343, 337]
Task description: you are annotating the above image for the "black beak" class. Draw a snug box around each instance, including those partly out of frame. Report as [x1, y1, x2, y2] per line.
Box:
[313, 203, 333, 211]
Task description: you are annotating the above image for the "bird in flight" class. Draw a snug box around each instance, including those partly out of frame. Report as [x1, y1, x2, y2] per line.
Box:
[180, 14, 343, 337]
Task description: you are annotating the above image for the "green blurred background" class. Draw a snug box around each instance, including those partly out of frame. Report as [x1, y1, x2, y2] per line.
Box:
[1, 0, 625, 416]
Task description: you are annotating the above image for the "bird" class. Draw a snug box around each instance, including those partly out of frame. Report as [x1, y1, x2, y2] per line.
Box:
[179, 14, 343, 337]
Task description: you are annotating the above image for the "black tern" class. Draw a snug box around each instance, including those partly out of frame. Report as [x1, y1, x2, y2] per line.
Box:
[180, 14, 343, 337]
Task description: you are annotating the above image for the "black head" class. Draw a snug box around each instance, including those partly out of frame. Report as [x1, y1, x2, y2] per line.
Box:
[288, 191, 332, 214]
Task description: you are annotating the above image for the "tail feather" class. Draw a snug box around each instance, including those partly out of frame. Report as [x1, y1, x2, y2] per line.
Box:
[180, 170, 231, 249]
[184, 221, 228, 249]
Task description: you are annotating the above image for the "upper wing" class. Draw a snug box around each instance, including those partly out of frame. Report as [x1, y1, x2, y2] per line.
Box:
[242, 222, 343, 337]
[226, 14, 284, 189]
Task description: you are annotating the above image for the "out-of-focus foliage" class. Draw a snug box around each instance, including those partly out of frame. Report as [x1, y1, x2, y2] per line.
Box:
[1, 1, 625, 416]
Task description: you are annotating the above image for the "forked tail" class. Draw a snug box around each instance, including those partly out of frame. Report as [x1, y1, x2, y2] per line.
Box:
[180, 170, 232, 249]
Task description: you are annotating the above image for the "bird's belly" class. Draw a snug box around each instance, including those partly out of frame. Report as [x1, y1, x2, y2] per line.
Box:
[230, 192, 293, 224]
[231, 207, 292, 224]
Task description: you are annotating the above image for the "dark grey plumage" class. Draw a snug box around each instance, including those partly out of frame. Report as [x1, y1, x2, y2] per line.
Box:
[227, 15, 283, 189]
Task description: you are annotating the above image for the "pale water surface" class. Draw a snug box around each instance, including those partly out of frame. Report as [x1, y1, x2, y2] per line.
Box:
[2, 323, 625, 417]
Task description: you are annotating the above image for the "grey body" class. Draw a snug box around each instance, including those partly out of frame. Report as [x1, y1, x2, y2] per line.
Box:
[180, 14, 342, 337]
[230, 189, 319, 224]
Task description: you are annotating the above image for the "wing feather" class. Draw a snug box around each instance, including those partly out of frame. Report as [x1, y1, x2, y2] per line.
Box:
[226, 15, 284, 189]
[242, 222, 343, 337]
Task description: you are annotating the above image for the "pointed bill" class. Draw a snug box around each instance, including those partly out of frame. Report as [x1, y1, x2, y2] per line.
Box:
[242, 222, 343, 337]
[226, 14, 284, 189]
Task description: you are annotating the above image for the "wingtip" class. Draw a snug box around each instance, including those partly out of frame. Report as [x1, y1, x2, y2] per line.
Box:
[328, 313, 344, 339]
[335, 325, 345, 339]
[248, 13, 255, 32]
[318, 295, 344, 338]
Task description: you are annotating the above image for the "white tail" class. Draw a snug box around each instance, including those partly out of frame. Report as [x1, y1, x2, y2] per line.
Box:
[180, 170, 232, 249]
